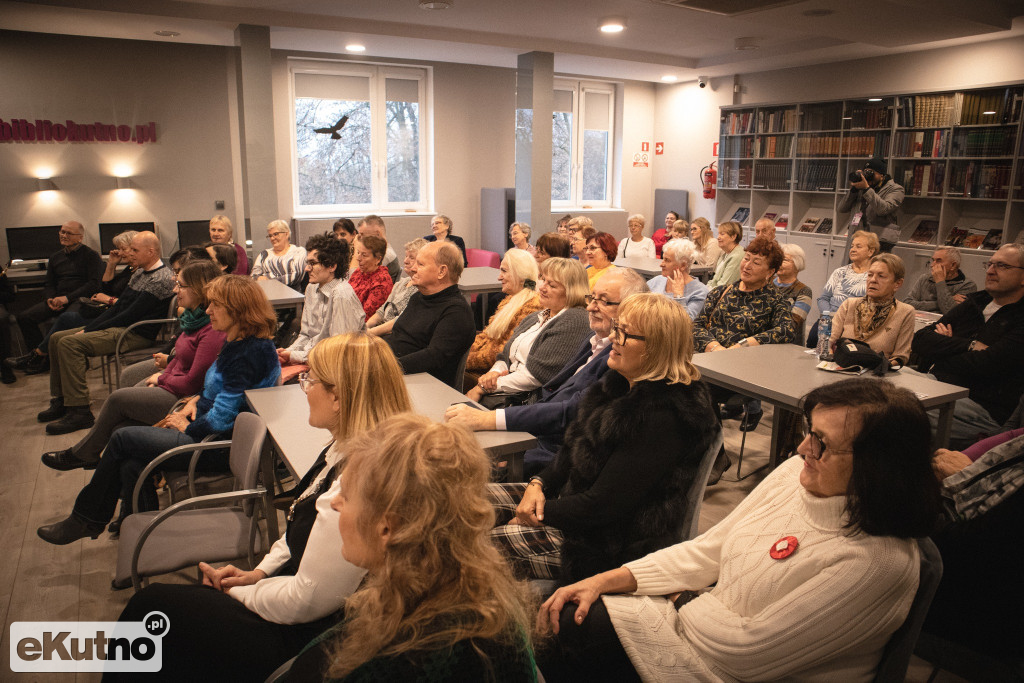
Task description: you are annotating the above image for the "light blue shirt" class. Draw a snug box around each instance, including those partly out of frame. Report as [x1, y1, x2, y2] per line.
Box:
[648, 275, 709, 320]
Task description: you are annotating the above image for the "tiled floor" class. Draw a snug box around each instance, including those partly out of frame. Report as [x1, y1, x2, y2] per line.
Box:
[0, 370, 967, 681]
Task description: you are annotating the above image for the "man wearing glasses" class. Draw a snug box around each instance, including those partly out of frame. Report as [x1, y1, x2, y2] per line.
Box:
[912, 243, 1024, 447]
[9, 221, 104, 374]
[445, 268, 648, 478]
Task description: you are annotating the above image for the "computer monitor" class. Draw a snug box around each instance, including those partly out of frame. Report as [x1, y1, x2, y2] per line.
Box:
[177, 220, 211, 250]
[5, 226, 63, 262]
[97, 222, 156, 255]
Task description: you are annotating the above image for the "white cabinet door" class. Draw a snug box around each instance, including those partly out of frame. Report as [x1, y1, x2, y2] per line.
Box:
[959, 251, 991, 293]
[787, 233, 834, 321]
[893, 246, 934, 301]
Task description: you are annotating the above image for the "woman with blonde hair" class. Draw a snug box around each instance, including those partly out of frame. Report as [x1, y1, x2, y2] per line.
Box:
[488, 293, 719, 584]
[707, 220, 745, 288]
[465, 249, 543, 379]
[689, 216, 721, 269]
[469, 257, 591, 406]
[288, 413, 536, 681]
[38, 275, 281, 545]
[114, 333, 413, 681]
[809, 229, 879, 348]
[208, 214, 249, 274]
[251, 219, 307, 290]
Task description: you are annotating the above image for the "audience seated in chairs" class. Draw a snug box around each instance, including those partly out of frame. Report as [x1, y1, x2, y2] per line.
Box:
[464, 249, 542, 384]
[206, 242, 238, 274]
[808, 229, 878, 348]
[509, 221, 535, 257]
[349, 234, 394, 320]
[366, 238, 428, 337]
[616, 214, 656, 260]
[36, 275, 281, 546]
[903, 246, 977, 314]
[283, 414, 536, 682]
[706, 220, 744, 289]
[774, 243, 813, 345]
[385, 241, 476, 386]
[423, 213, 468, 267]
[535, 232, 571, 264]
[569, 225, 596, 267]
[647, 238, 709, 320]
[487, 293, 719, 585]
[277, 234, 364, 382]
[39, 260, 225, 476]
[538, 378, 940, 683]
[447, 268, 648, 478]
[651, 210, 679, 258]
[250, 219, 307, 291]
[208, 214, 248, 275]
[332, 217, 357, 246]
[112, 333, 412, 682]
[38, 231, 176, 435]
[830, 252, 915, 368]
[356, 214, 401, 283]
[911, 243, 1024, 449]
[688, 216, 721, 270]
[467, 257, 590, 408]
[584, 232, 618, 290]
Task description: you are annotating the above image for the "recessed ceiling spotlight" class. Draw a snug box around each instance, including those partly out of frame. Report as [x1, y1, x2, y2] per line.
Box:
[153, 30, 180, 37]
[802, 8, 834, 17]
[599, 17, 627, 33]
[982, 110, 997, 115]
[661, 75, 678, 83]
[868, 98, 882, 102]
[345, 44, 366, 52]
[419, 0, 452, 8]
[734, 37, 760, 51]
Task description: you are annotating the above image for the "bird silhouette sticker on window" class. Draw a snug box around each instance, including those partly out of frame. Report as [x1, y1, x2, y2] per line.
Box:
[313, 115, 349, 140]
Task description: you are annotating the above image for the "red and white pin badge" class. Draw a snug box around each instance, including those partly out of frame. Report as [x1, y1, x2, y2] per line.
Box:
[769, 535, 799, 560]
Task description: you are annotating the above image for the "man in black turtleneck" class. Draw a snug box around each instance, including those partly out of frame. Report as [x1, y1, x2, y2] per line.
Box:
[386, 240, 474, 387]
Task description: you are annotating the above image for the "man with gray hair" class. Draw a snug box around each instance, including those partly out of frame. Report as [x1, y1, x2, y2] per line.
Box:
[445, 267, 649, 476]
[38, 231, 176, 435]
[753, 216, 776, 242]
[904, 246, 977, 314]
[357, 214, 401, 283]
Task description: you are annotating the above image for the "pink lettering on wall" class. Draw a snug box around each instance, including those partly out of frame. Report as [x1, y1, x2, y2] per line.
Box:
[0, 118, 157, 145]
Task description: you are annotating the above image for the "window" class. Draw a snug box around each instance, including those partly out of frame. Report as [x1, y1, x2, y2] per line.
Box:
[517, 79, 616, 208]
[291, 60, 430, 214]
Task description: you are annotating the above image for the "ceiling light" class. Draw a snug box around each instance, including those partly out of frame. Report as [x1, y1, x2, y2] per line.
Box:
[868, 97, 882, 102]
[153, 30, 180, 37]
[802, 8, 834, 17]
[419, 0, 452, 8]
[599, 17, 627, 33]
[661, 75, 678, 83]
[982, 110, 997, 115]
[734, 37, 760, 51]
[345, 44, 366, 52]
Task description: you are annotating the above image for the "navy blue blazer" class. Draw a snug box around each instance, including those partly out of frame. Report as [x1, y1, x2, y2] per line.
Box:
[505, 335, 611, 440]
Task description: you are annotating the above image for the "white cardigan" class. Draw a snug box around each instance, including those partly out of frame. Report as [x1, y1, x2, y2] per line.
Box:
[617, 236, 656, 259]
[603, 457, 919, 682]
[228, 476, 365, 625]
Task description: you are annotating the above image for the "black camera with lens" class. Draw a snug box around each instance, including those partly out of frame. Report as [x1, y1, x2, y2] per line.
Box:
[849, 169, 877, 184]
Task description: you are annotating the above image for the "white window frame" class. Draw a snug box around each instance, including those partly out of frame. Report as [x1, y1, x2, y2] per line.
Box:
[551, 78, 617, 210]
[289, 58, 433, 217]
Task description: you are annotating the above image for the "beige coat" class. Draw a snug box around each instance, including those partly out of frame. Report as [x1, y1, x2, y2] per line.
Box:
[831, 297, 915, 365]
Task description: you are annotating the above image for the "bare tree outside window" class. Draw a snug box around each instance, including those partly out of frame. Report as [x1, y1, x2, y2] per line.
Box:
[386, 100, 420, 203]
[296, 98, 371, 205]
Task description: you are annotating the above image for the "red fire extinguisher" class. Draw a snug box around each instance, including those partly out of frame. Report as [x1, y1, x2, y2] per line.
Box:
[700, 161, 717, 199]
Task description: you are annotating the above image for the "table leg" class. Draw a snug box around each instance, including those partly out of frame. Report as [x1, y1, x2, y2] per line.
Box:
[480, 294, 489, 325]
[260, 441, 281, 542]
[768, 407, 782, 469]
[934, 403, 954, 449]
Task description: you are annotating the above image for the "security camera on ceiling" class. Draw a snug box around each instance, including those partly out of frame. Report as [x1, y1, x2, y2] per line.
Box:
[698, 76, 708, 89]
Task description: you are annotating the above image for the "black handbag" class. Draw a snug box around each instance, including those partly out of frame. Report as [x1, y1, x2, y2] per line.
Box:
[832, 337, 889, 376]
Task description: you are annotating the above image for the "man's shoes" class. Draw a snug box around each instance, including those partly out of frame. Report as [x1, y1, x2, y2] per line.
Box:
[6, 352, 36, 370]
[23, 354, 50, 375]
[739, 409, 764, 432]
[1, 364, 15, 384]
[37, 398, 66, 422]
[45, 407, 95, 435]
[707, 447, 732, 486]
[37, 515, 105, 545]
[42, 448, 96, 471]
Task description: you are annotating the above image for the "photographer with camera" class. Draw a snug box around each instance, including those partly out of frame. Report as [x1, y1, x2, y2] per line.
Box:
[839, 157, 904, 255]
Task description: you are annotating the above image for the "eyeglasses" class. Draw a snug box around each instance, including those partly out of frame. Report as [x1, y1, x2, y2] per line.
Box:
[610, 320, 646, 345]
[297, 372, 323, 393]
[267, 231, 287, 238]
[584, 245, 599, 252]
[584, 294, 621, 308]
[306, 259, 320, 267]
[803, 421, 854, 461]
[984, 260, 1024, 272]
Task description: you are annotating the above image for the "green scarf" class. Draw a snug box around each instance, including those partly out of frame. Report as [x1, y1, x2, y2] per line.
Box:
[179, 306, 211, 332]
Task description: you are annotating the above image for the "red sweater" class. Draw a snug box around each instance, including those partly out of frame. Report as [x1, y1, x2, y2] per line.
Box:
[349, 267, 394, 319]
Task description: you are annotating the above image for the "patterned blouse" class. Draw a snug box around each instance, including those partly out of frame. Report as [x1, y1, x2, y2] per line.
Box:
[348, 266, 394, 319]
[817, 264, 868, 315]
[692, 283, 796, 351]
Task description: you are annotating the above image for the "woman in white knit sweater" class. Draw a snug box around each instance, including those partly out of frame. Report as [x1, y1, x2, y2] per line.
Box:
[538, 378, 941, 682]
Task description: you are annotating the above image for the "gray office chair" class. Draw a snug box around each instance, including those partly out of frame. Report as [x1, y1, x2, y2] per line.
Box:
[449, 347, 471, 390]
[872, 537, 944, 683]
[114, 412, 269, 591]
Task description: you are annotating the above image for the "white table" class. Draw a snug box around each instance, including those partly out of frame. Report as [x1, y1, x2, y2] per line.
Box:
[913, 310, 942, 331]
[257, 278, 305, 317]
[458, 266, 503, 321]
[693, 344, 969, 467]
[246, 373, 536, 482]
[612, 256, 712, 284]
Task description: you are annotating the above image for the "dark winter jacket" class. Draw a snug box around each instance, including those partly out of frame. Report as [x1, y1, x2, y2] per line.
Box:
[535, 371, 719, 584]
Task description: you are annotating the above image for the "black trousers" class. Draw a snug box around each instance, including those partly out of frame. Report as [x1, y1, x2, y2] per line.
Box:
[105, 583, 337, 682]
[16, 300, 59, 351]
[537, 598, 641, 683]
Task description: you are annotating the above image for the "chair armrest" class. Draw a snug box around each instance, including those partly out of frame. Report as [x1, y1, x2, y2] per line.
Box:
[129, 487, 267, 591]
[116, 318, 178, 356]
[131, 439, 231, 513]
[186, 433, 228, 498]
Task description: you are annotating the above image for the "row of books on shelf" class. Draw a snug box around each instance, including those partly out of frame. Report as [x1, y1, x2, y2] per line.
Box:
[899, 163, 945, 197]
[896, 89, 1024, 128]
[959, 89, 1023, 126]
[897, 93, 960, 128]
[842, 133, 889, 158]
[756, 135, 793, 158]
[721, 137, 755, 158]
[758, 108, 799, 133]
[894, 130, 948, 158]
[845, 105, 891, 130]
[949, 128, 1017, 157]
[792, 162, 837, 191]
[752, 163, 791, 190]
[796, 135, 842, 157]
[801, 106, 843, 131]
[721, 111, 755, 135]
[721, 165, 753, 189]
[947, 162, 1013, 199]
[796, 216, 835, 234]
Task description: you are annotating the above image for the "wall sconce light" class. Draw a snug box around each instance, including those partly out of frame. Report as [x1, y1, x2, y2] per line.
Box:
[36, 178, 58, 191]
[599, 17, 627, 33]
[115, 176, 134, 190]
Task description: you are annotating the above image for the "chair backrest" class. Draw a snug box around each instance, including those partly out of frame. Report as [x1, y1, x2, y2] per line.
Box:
[228, 412, 268, 491]
[467, 248, 500, 269]
[679, 428, 725, 542]
[872, 537, 944, 683]
[449, 347, 471, 391]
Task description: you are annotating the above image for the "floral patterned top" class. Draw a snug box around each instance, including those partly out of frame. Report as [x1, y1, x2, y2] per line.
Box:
[692, 283, 796, 351]
[349, 266, 394, 319]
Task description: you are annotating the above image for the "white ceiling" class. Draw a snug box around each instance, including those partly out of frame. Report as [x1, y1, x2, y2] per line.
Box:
[4, 0, 1024, 83]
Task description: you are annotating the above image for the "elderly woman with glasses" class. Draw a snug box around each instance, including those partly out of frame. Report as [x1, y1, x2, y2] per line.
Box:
[488, 293, 719, 587]
[250, 219, 307, 290]
[539, 378, 941, 682]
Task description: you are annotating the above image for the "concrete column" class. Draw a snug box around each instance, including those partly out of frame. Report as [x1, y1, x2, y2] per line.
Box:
[515, 52, 554, 236]
[234, 24, 278, 251]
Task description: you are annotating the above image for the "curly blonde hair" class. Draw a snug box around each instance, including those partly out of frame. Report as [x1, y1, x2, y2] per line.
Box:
[328, 414, 534, 678]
